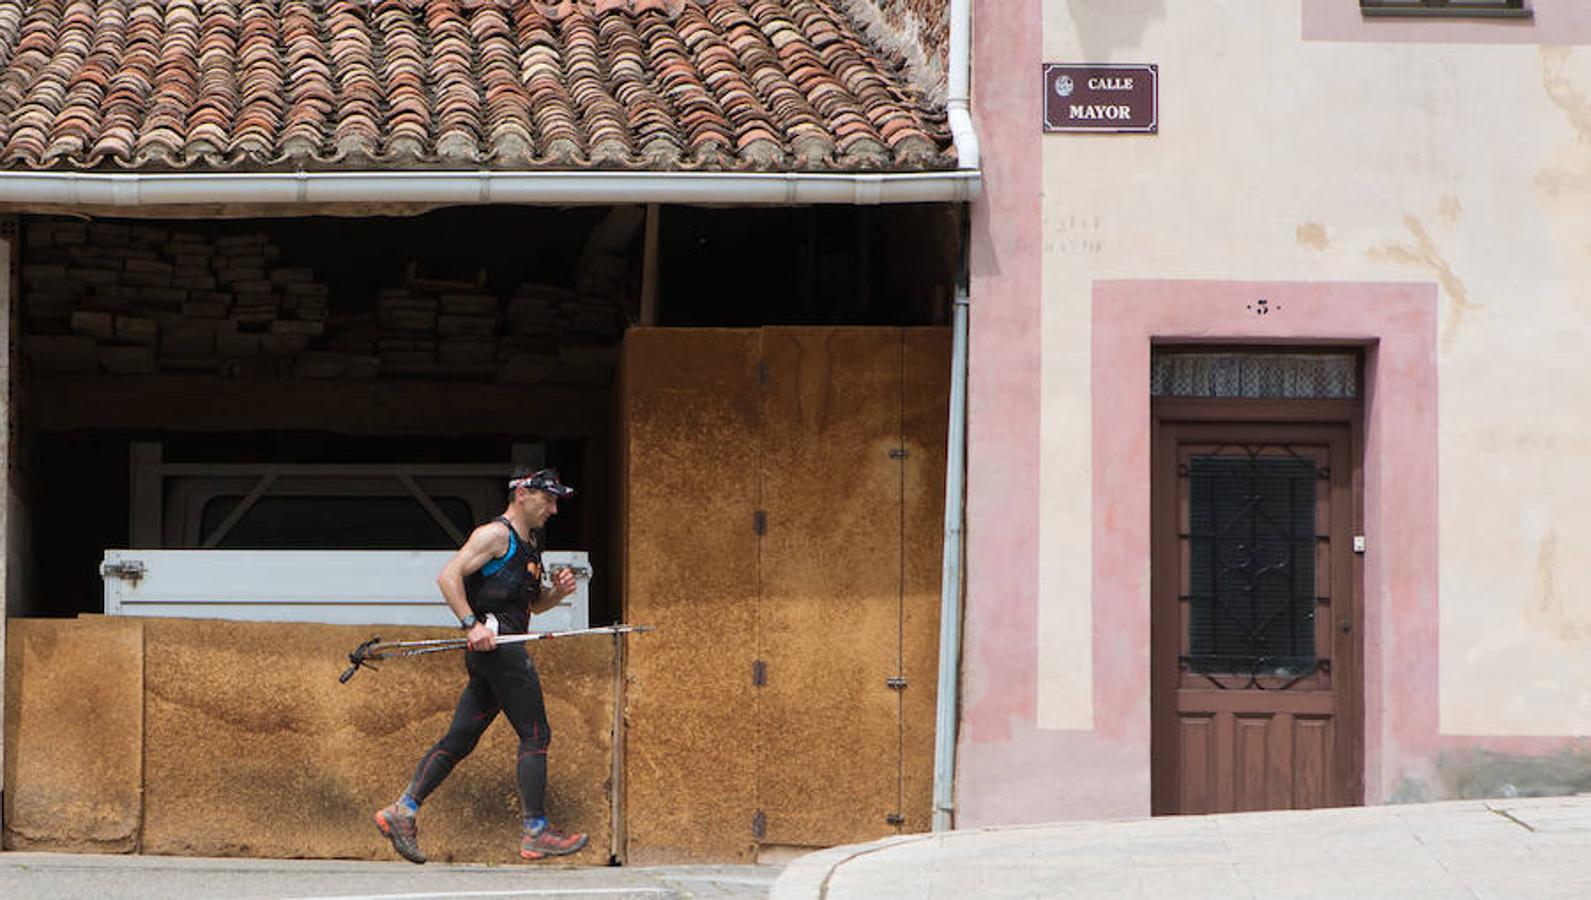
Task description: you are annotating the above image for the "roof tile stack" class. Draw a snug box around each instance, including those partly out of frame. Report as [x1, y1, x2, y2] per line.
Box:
[0, 0, 952, 173]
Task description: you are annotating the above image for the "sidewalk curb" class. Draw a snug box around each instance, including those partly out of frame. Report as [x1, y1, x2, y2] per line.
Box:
[769, 833, 936, 900]
[772, 797, 1591, 899]
[770, 822, 1104, 899]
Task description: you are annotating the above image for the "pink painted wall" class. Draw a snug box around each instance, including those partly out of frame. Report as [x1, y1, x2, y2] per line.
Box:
[962, 272, 1444, 824]
[958, 0, 1591, 830]
[960, 0, 1052, 826]
[1091, 280, 1439, 809]
[962, 252, 1591, 823]
[1302, 0, 1591, 45]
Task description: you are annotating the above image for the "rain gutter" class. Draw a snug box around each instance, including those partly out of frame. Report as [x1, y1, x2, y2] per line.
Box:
[0, 168, 979, 207]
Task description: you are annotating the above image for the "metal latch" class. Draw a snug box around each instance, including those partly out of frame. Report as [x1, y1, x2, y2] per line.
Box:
[99, 559, 147, 584]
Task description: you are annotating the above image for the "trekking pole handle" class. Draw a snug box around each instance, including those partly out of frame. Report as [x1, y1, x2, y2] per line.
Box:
[340, 637, 381, 684]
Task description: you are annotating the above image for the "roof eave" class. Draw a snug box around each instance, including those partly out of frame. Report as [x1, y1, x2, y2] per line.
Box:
[0, 169, 982, 211]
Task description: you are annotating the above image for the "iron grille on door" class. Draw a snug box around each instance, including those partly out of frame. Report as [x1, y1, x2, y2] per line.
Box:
[1186, 453, 1318, 676]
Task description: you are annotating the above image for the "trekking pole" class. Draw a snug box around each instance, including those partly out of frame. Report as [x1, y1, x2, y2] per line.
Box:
[339, 624, 654, 683]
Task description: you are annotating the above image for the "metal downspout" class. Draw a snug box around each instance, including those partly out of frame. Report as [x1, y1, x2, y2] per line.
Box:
[945, 0, 979, 172]
[931, 283, 969, 834]
[929, 0, 973, 839]
[931, 0, 977, 835]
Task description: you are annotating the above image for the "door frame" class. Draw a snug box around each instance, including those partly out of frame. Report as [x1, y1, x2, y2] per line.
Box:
[1149, 397, 1365, 814]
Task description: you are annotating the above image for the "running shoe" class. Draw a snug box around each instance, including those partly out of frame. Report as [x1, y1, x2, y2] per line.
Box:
[374, 803, 426, 864]
[520, 823, 588, 860]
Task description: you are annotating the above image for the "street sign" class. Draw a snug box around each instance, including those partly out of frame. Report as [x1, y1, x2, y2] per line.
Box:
[1043, 63, 1158, 133]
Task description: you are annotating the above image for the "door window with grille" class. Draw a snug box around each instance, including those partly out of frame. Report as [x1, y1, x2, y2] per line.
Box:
[1187, 453, 1319, 676]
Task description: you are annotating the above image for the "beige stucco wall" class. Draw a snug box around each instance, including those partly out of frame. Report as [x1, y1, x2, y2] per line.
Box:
[1036, 0, 1591, 736]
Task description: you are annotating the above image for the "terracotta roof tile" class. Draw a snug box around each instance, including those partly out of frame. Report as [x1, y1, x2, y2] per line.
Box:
[0, 0, 951, 173]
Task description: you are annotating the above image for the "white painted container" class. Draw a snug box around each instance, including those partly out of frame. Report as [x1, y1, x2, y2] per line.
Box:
[100, 549, 590, 631]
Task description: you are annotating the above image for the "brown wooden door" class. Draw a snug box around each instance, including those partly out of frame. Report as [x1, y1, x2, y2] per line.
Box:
[1151, 414, 1361, 815]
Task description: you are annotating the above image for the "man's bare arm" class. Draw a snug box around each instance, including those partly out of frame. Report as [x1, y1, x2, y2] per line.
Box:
[529, 567, 577, 615]
[438, 523, 510, 649]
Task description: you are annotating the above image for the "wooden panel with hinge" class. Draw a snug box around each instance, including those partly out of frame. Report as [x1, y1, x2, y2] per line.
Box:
[755, 327, 903, 847]
[899, 327, 951, 833]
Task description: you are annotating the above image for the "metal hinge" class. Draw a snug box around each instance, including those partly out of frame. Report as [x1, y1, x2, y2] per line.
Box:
[752, 659, 767, 687]
[755, 360, 768, 386]
[886, 676, 907, 690]
[99, 560, 147, 584]
[752, 810, 767, 840]
[885, 813, 906, 826]
[753, 510, 767, 535]
[889, 447, 909, 460]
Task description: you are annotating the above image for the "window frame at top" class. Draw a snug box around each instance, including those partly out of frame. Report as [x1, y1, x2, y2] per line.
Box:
[1360, 0, 1531, 18]
[1149, 348, 1362, 401]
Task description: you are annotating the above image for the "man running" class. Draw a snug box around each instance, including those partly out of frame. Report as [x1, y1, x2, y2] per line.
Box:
[375, 467, 589, 864]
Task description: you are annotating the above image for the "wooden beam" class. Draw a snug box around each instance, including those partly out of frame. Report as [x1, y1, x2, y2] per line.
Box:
[129, 442, 164, 547]
[29, 376, 611, 438]
[397, 472, 467, 546]
[641, 204, 660, 326]
[200, 471, 279, 548]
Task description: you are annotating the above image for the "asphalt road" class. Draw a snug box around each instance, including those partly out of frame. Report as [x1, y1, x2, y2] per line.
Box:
[0, 852, 779, 900]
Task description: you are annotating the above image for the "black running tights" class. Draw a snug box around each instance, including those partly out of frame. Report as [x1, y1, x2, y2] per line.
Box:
[405, 642, 552, 818]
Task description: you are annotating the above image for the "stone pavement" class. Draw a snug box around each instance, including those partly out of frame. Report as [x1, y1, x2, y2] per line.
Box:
[772, 796, 1591, 899]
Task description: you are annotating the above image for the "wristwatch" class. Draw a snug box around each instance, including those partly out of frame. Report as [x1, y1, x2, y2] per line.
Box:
[459, 614, 479, 630]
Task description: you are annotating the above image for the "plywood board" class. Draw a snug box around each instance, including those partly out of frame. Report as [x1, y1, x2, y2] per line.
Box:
[140, 618, 613, 864]
[901, 328, 951, 832]
[621, 328, 761, 864]
[757, 327, 904, 847]
[3, 617, 144, 852]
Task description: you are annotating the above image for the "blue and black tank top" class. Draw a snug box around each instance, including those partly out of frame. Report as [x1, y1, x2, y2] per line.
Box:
[462, 516, 542, 636]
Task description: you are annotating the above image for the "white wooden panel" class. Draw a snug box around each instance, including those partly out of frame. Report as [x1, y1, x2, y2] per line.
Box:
[101, 549, 590, 631]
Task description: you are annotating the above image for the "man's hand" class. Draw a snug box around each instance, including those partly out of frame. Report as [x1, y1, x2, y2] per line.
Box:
[466, 622, 497, 651]
[549, 566, 578, 602]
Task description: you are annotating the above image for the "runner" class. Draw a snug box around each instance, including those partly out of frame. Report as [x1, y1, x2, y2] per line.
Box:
[374, 467, 589, 864]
